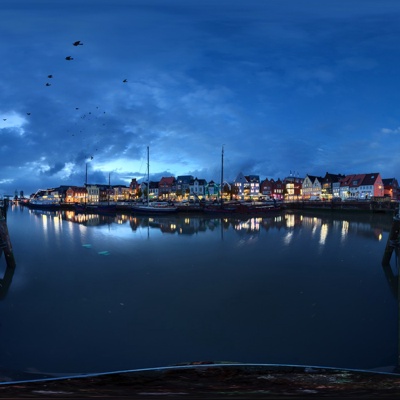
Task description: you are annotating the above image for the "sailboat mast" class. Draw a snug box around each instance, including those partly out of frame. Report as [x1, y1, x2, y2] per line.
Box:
[221, 145, 224, 202]
[108, 172, 110, 205]
[147, 146, 150, 206]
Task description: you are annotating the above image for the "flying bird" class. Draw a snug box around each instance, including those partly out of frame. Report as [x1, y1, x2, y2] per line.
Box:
[27, 112, 31, 115]
[123, 79, 128, 83]
[48, 74, 53, 78]
[65, 56, 74, 60]
[73, 41, 83, 46]
[45, 83, 51, 86]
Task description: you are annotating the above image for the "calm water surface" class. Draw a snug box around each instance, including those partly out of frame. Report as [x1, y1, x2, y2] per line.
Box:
[0, 205, 398, 378]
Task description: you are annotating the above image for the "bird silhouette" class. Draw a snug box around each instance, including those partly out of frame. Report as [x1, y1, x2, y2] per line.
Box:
[46, 83, 51, 86]
[48, 74, 53, 78]
[123, 79, 128, 83]
[73, 41, 83, 46]
[65, 56, 74, 60]
[27, 112, 31, 115]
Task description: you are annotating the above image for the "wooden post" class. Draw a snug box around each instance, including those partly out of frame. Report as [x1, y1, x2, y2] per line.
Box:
[382, 216, 400, 266]
[0, 216, 16, 269]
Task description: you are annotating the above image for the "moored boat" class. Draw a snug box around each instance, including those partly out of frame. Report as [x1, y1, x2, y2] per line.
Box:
[27, 196, 61, 210]
[234, 203, 282, 214]
[132, 201, 178, 214]
[131, 147, 178, 214]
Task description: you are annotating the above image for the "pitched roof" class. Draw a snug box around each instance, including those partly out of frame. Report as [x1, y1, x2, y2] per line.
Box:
[305, 174, 323, 183]
[176, 175, 194, 183]
[159, 176, 175, 185]
[348, 174, 366, 188]
[190, 177, 207, 185]
[382, 178, 397, 185]
[340, 175, 354, 187]
[323, 172, 345, 183]
[245, 175, 260, 183]
[361, 173, 380, 186]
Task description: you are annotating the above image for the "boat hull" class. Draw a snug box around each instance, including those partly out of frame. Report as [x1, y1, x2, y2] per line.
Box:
[27, 203, 61, 210]
[131, 205, 178, 214]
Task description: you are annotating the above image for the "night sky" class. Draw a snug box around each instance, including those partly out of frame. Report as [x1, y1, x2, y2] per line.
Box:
[1, 0, 400, 196]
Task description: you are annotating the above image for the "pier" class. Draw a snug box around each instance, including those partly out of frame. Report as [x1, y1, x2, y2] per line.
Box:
[287, 199, 398, 214]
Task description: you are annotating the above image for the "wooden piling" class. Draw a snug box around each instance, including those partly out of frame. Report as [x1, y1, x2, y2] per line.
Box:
[382, 216, 400, 266]
[0, 214, 16, 269]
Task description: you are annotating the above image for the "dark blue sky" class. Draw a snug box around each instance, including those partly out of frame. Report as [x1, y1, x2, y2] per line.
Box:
[1, 0, 400, 196]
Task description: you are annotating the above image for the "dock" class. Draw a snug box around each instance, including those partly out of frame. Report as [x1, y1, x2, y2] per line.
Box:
[287, 199, 398, 214]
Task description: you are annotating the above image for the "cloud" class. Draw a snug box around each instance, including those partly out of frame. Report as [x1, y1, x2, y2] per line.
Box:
[40, 162, 66, 177]
[381, 127, 400, 134]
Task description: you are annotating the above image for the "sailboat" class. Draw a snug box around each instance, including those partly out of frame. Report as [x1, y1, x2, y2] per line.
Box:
[203, 146, 282, 215]
[131, 146, 178, 214]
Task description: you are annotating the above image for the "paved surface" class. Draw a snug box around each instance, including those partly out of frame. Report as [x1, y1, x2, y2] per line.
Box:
[1, 363, 400, 399]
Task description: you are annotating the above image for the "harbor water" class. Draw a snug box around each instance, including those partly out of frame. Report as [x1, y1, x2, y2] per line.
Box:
[0, 205, 398, 379]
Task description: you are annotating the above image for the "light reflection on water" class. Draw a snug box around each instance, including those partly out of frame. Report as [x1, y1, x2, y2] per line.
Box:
[0, 205, 398, 379]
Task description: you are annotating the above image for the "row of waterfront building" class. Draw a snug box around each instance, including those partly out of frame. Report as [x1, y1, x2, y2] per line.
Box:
[25, 171, 399, 204]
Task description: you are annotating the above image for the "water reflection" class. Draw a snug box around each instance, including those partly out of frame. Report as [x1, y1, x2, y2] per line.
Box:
[51, 209, 391, 242]
[22, 208, 390, 255]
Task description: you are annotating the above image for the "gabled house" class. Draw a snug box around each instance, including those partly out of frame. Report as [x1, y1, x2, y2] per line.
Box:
[382, 178, 399, 200]
[139, 181, 158, 199]
[86, 184, 100, 203]
[149, 181, 159, 199]
[340, 173, 384, 199]
[65, 186, 87, 203]
[283, 175, 303, 201]
[234, 172, 248, 199]
[129, 178, 140, 199]
[358, 173, 383, 199]
[176, 175, 194, 198]
[206, 180, 220, 198]
[112, 185, 130, 201]
[98, 185, 113, 202]
[189, 177, 207, 199]
[233, 173, 260, 199]
[339, 175, 353, 199]
[271, 178, 284, 200]
[348, 174, 366, 198]
[321, 172, 345, 200]
[260, 178, 272, 198]
[245, 175, 260, 198]
[158, 176, 176, 199]
[302, 175, 323, 199]
[262, 178, 285, 200]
